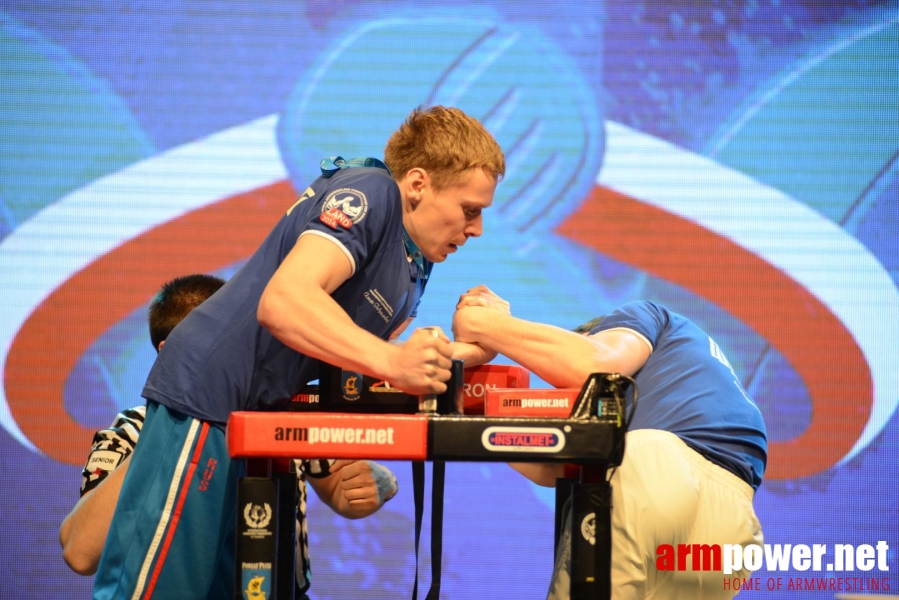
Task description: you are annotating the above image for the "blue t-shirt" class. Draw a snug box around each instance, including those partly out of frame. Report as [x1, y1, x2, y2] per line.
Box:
[143, 166, 427, 425]
[592, 301, 768, 490]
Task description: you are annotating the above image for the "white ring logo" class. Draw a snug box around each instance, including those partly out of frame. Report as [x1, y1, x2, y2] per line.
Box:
[322, 188, 368, 223]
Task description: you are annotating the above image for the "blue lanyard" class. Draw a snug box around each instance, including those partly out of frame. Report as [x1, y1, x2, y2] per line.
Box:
[320, 155, 391, 177]
[402, 227, 432, 281]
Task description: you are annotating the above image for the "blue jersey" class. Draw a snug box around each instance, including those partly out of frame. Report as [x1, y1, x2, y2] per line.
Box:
[143, 166, 427, 425]
[593, 301, 768, 490]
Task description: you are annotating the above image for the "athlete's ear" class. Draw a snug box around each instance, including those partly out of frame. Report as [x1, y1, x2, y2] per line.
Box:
[157, 340, 165, 353]
[403, 168, 428, 207]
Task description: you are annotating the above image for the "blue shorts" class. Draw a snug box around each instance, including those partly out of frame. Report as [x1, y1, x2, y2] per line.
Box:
[94, 401, 242, 599]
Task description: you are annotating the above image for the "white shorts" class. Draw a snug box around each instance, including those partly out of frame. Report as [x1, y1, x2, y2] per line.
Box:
[548, 429, 763, 600]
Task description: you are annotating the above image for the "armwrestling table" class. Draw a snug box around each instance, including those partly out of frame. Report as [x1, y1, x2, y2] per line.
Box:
[227, 363, 630, 600]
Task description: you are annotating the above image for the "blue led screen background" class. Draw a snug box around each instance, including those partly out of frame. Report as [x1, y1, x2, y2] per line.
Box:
[1, 1, 897, 597]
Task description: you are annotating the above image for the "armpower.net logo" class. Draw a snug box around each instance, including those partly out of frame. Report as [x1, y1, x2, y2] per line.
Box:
[655, 541, 892, 593]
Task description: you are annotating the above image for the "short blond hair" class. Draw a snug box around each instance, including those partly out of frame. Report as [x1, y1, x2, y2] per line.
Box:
[384, 106, 505, 191]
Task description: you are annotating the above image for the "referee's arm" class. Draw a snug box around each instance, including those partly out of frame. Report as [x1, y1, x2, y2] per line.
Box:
[59, 454, 132, 575]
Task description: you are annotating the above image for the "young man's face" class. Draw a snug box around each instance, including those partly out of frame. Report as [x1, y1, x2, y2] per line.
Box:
[405, 167, 496, 263]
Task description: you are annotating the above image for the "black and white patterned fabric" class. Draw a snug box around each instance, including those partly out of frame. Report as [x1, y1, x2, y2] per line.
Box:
[80, 406, 146, 496]
[294, 459, 334, 592]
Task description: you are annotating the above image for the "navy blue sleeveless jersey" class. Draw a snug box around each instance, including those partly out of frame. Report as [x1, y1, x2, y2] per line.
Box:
[592, 301, 768, 490]
[143, 167, 426, 425]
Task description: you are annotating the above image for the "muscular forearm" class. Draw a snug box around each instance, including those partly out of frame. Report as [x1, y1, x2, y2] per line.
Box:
[59, 455, 131, 575]
[258, 235, 451, 395]
[450, 341, 496, 368]
[259, 280, 398, 380]
[461, 312, 607, 388]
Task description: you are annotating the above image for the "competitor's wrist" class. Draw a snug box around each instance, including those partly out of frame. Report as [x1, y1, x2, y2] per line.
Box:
[381, 471, 398, 504]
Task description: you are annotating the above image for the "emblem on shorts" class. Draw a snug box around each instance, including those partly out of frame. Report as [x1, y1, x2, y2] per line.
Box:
[581, 513, 596, 546]
[243, 503, 272, 529]
[322, 188, 368, 224]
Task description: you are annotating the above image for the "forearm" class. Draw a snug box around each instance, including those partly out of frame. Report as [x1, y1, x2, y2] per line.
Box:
[259, 282, 397, 380]
[464, 312, 605, 388]
[450, 341, 496, 368]
[59, 455, 130, 575]
[258, 234, 402, 380]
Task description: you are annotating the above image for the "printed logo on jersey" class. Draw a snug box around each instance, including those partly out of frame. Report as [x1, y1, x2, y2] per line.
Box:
[322, 188, 368, 224]
[320, 207, 353, 229]
[286, 186, 316, 216]
[481, 426, 566, 453]
[364, 289, 395, 323]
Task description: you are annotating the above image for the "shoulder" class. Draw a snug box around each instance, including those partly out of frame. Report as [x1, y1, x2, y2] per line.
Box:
[311, 168, 400, 231]
[316, 167, 398, 195]
[323, 168, 399, 208]
[603, 301, 669, 328]
[599, 301, 672, 347]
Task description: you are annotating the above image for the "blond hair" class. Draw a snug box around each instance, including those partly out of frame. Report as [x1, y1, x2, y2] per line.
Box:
[384, 106, 505, 191]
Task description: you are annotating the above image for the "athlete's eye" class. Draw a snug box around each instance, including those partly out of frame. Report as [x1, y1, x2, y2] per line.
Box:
[463, 207, 481, 218]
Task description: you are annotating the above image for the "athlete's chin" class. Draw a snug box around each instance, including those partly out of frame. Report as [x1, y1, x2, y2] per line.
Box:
[427, 246, 458, 263]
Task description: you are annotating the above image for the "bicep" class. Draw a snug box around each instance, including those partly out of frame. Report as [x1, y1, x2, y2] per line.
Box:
[272, 233, 354, 295]
[586, 329, 652, 377]
[257, 234, 355, 333]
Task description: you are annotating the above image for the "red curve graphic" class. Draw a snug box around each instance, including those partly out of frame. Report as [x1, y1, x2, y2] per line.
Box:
[4, 181, 297, 464]
[5, 181, 873, 478]
[555, 185, 873, 479]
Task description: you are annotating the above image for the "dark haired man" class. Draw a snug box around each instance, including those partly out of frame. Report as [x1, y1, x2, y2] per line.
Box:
[453, 286, 767, 599]
[61, 274, 398, 599]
